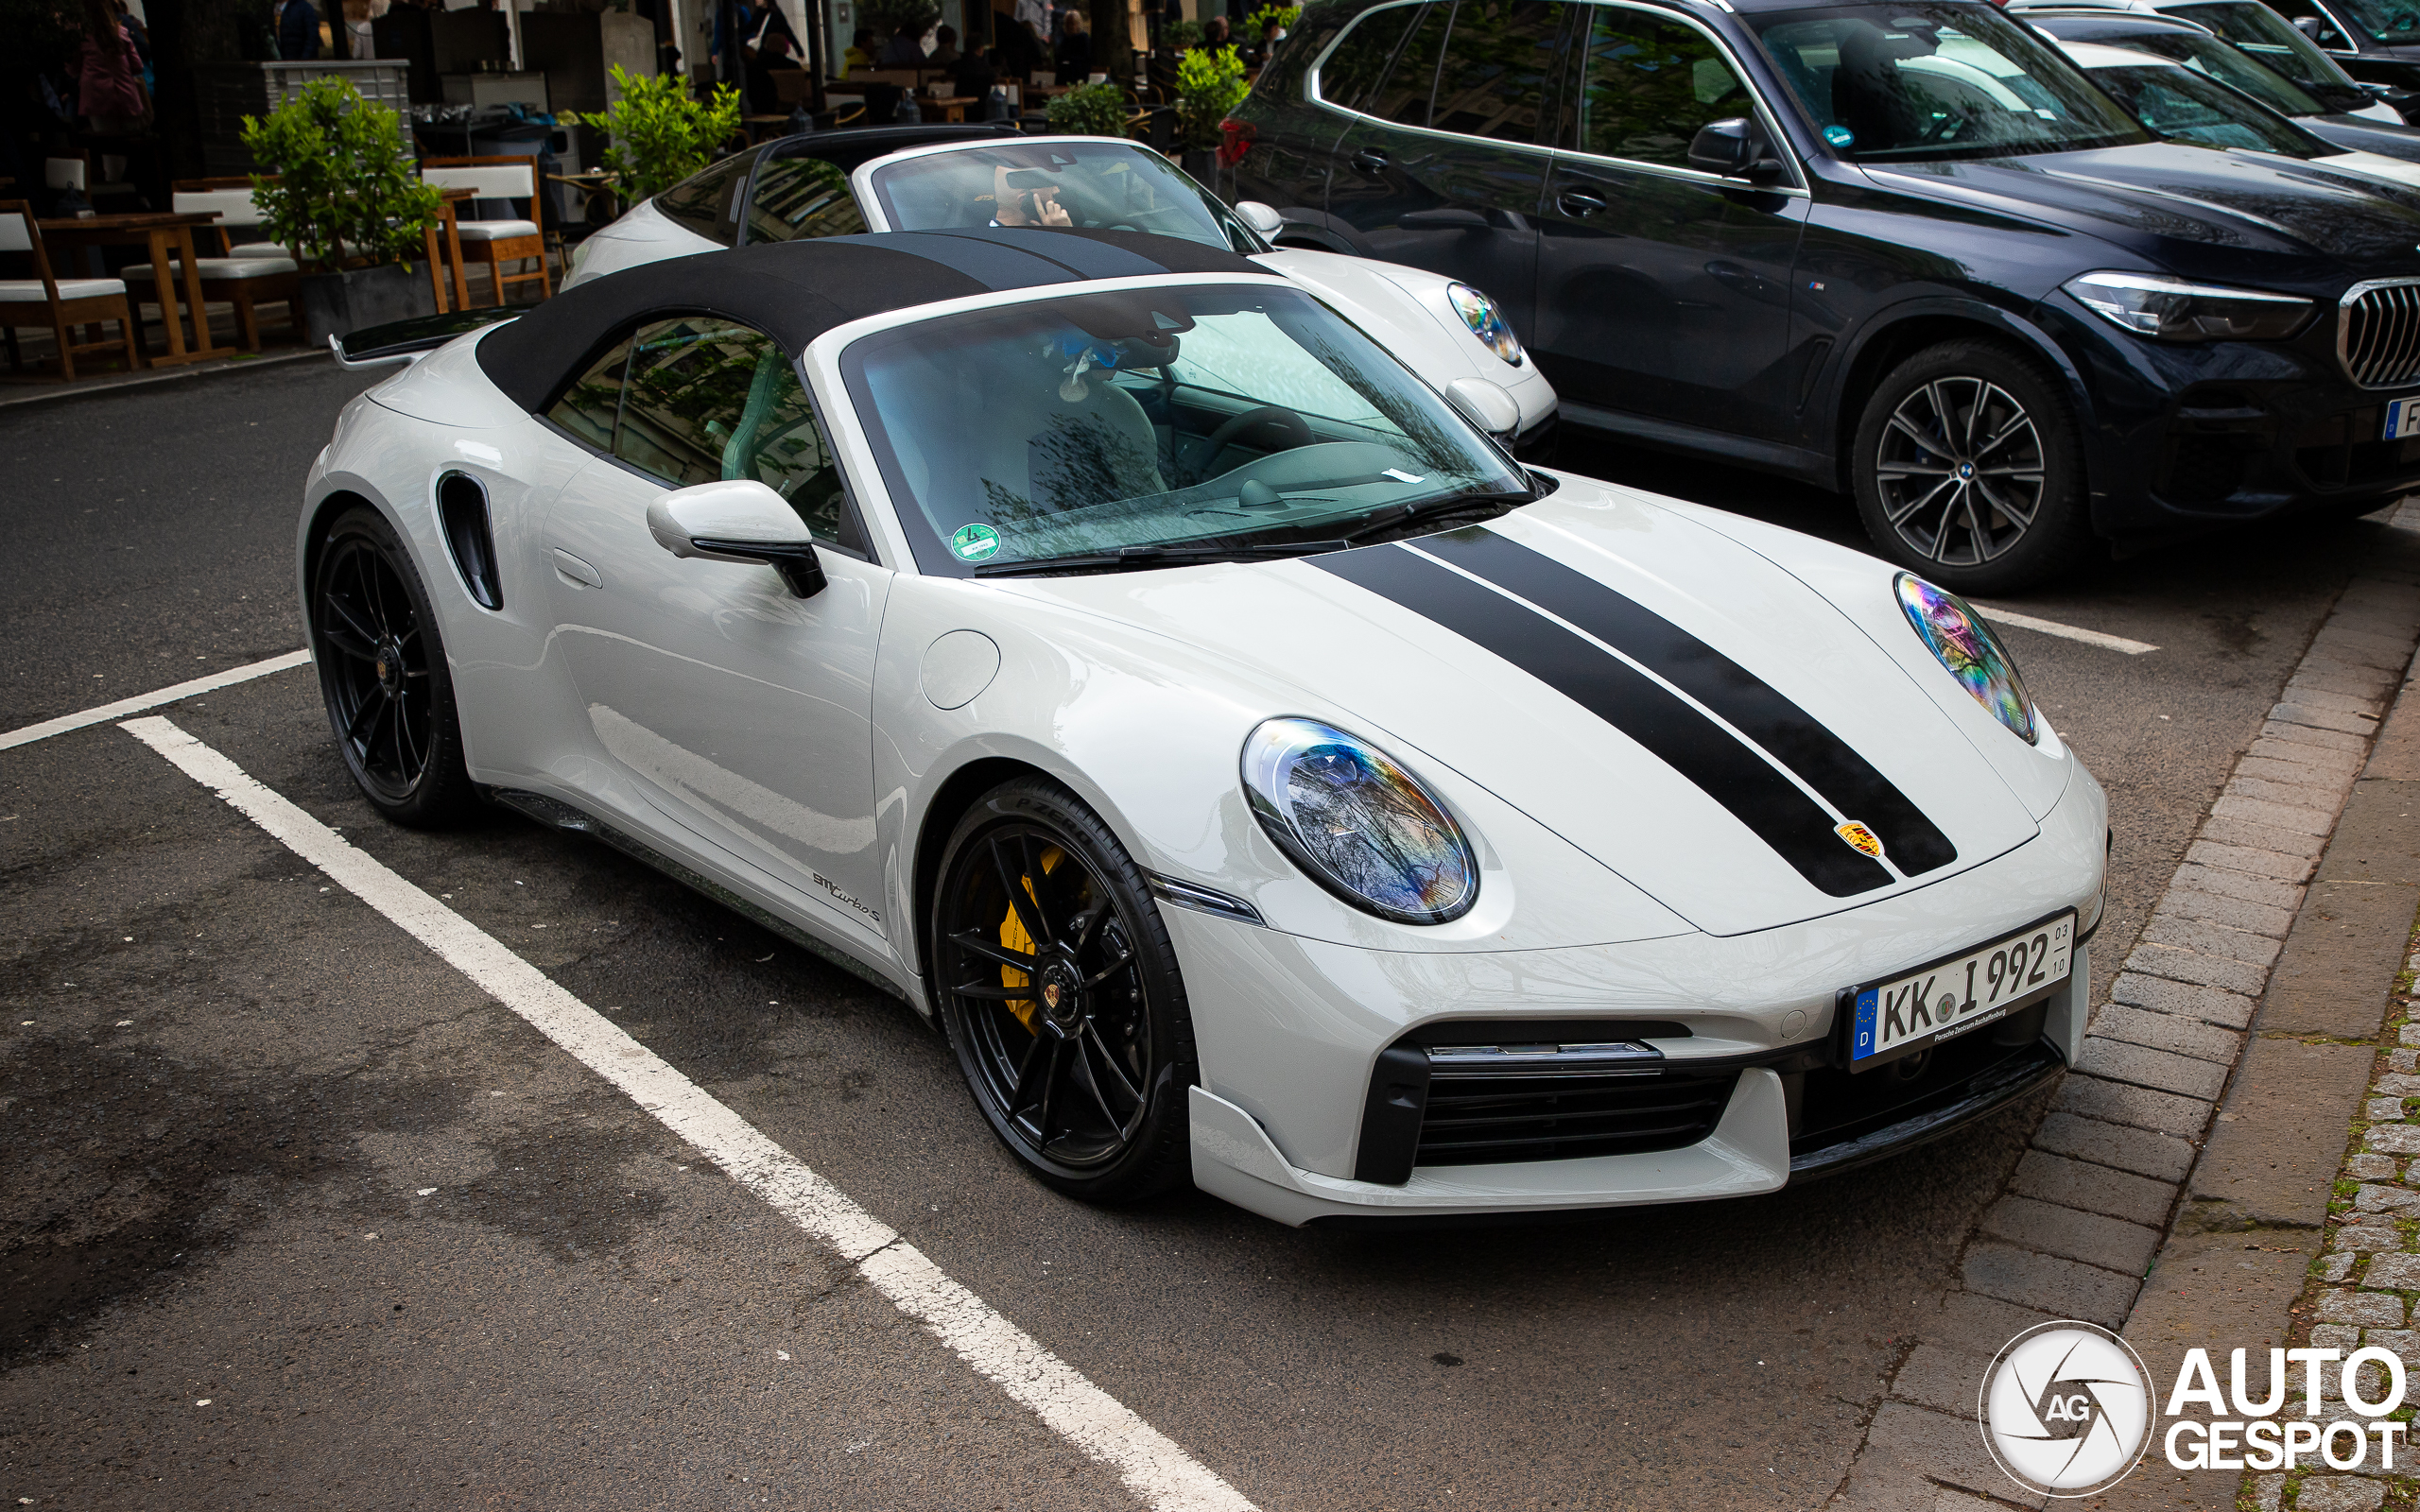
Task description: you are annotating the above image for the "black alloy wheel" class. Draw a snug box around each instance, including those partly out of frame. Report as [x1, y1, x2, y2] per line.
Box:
[311, 506, 479, 827]
[1852, 340, 2092, 593]
[931, 778, 1196, 1202]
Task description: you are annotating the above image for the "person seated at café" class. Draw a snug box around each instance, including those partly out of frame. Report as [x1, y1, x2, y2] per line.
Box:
[952, 44, 997, 109]
[1054, 9, 1090, 80]
[1201, 13, 1229, 49]
[878, 21, 926, 64]
[928, 23, 960, 63]
[746, 29, 796, 112]
[843, 26, 877, 74]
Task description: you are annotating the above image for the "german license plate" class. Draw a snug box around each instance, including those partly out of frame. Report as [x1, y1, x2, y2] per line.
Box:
[2385, 398, 2420, 440]
[1844, 913, 2075, 1072]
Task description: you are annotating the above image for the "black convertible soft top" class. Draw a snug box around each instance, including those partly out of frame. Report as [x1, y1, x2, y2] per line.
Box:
[474, 228, 1266, 412]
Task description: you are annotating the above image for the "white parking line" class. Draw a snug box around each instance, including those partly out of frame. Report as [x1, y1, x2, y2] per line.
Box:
[117, 715, 1257, 1512]
[1972, 606, 2160, 657]
[1, 649, 311, 752]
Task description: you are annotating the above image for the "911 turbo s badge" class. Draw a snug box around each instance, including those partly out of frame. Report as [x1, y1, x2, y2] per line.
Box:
[1309, 531, 1955, 899]
[1836, 821, 1886, 860]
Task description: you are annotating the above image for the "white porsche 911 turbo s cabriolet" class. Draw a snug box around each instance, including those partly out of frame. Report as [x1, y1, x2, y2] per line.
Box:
[304, 227, 2105, 1226]
[560, 129, 1560, 455]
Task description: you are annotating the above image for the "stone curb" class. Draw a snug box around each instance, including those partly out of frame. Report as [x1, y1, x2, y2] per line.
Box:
[1825, 513, 2420, 1512]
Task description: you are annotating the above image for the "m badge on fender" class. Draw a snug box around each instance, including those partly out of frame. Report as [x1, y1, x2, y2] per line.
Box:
[1836, 821, 1886, 861]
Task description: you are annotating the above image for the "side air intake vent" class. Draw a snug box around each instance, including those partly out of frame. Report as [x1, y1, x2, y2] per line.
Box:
[439, 472, 502, 610]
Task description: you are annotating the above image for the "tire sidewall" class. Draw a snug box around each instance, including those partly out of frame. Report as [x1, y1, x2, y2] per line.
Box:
[1850, 339, 2091, 594]
[929, 778, 1198, 1203]
[310, 505, 476, 827]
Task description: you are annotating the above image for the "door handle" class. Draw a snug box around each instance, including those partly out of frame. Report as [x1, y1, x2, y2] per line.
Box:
[552, 547, 602, 589]
[1556, 187, 1608, 217]
[1351, 148, 1391, 178]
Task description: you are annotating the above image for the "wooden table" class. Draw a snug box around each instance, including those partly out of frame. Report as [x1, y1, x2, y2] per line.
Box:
[548, 171, 620, 229]
[923, 94, 978, 122]
[419, 187, 473, 316]
[38, 211, 224, 366]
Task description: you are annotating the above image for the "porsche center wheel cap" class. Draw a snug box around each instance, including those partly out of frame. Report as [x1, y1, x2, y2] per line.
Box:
[1038, 962, 1083, 1035]
[374, 638, 406, 696]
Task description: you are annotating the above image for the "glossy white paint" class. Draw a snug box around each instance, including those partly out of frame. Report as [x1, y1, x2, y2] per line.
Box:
[561, 198, 721, 290]
[302, 266, 2104, 1223]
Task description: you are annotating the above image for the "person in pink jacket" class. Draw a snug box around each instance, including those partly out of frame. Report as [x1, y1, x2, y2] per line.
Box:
[78, 0, 150, 135]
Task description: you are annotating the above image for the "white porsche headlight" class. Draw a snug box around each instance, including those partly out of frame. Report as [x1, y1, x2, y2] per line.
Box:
[1895, 574, 2038, 746]
[1446, 283, 1525, 368]
[1241, 718, 1478, 924]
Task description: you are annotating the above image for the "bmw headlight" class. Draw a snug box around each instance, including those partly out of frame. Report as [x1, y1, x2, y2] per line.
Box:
[1241, 717, 1478, 924]
[2063, 270, 2311, 342]
[1446, 283, 1525, 367]
[1895, 574, 2038, 746]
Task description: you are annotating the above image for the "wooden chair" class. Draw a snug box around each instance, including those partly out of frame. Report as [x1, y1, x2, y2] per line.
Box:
[168, 180, 280, 256]
[0, 200, 144, 381]
[121, 252, 302, 352]
[419, 155, 551, 306]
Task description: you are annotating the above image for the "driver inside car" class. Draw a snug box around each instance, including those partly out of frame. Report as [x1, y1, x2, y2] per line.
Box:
[992, 165, 1074, 227]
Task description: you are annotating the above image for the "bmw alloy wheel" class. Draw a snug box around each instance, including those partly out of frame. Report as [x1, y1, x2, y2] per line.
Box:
[1873, 375, 2048, 569]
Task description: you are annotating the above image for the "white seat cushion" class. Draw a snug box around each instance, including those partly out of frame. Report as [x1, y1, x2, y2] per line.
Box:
[0, 277, 126, 301]
[124, 257, 300, 280]
[453, 218, 541, 242]
[424, 165, 535, 198]
[227, 241, 290, 258]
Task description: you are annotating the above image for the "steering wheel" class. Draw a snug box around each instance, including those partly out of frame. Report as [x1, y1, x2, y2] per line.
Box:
[1201, 405, 1313, 464]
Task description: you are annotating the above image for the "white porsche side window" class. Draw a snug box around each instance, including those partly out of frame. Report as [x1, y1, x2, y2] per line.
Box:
[547, 318, 853, 547]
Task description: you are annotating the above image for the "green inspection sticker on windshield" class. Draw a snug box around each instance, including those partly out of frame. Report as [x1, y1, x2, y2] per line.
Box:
[950, 524, 1001, 561]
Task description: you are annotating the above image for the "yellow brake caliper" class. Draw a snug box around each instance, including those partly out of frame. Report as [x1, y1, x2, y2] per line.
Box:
[998, 846, 1066, 1034]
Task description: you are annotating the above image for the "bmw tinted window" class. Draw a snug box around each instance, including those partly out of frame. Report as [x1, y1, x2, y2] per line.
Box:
[1316, 3, 1435, 112]
[652, 151, 755, 244]
[1569, 5, 1754, 167]
[1430, 0, 1564, 142]
[1750, 3, 2148, 162]
[2164, 2, 2363, 94]
[2053, 26, 2325, 115]
[1360, 3, 1455, 123]
[741, 156, 870, 245]
[601, 318, 856, 546]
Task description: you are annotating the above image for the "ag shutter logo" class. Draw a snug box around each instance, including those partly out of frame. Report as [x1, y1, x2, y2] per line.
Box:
[1979, 1321, 2155, 1497]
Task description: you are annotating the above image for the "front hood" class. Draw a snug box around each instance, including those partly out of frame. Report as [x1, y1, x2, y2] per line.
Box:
[1003, 483, 2046, 936]
[1863, 142, 2420, 278]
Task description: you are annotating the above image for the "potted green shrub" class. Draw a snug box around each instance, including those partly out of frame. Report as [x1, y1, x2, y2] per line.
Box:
[565, 65, 743, 206]
[1173, 43, 1248, 191]
[240, 76, 445, 342]
[1045, 79, 1131, 139]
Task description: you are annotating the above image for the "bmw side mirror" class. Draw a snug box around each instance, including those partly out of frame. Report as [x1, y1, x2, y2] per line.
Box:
[1687, 118, 1788, 185]
[646, 479, 826, 597]
[1444, 377, 1522, 443]
[1234, 199, 1285, 237]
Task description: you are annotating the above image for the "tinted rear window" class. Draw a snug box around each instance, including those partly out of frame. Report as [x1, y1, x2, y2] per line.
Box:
[1317, 2, 1443, 116]
[652, 151, 755, 244]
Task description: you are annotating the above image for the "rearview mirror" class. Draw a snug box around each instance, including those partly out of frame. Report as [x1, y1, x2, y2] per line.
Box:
[1234, 199, 1285, 237]
[1687, 118, 1788, 183]
[646, 479, 826, 597]
[1444, 377, 1522, 442]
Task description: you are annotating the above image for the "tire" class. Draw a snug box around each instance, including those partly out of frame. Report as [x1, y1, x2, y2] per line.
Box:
[1851, 339, 2094, 593]
[929, 777, 1198, 1203]
[308, 505, 480, 828]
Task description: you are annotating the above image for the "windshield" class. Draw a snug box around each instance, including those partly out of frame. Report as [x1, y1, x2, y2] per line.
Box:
[2163, 3, 2367, 98]
[2058, 27, 2327, 114]
[2084, 60, 2331, 152]
[2304, 0, 2420, 43]
[864, 141, 1263, 254]
[1751, 3, 2151, 162]
[840, 284, 1529, 576]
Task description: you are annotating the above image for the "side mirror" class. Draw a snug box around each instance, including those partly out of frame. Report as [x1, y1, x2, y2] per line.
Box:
[646, 479, 826, 597]
[1687, 117, 1789, 183]
[1444, 377, 1522, 442]
[1234, 199, 1285, 237]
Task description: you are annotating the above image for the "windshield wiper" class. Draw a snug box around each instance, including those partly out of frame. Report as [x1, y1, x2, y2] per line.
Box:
[1339, 489, 1534, 545]
[971, 540, 1347, 577]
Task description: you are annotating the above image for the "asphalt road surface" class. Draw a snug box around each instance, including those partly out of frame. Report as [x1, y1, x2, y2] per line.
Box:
[4, 361, 2412, 1510]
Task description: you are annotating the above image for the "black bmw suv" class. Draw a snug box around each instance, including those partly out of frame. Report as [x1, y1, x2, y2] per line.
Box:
[1230, 0, 2420, 589]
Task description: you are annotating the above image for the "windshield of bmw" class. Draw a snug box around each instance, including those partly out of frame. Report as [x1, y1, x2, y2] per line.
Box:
[2163, 2, 2369, 99]
[2307, 0, 2420, 43]
[1751, 3, 2152, 161]
[863, 141, 1262, 253]
[839, 284, 1529, 576]
[2082, 59, 2331, 152]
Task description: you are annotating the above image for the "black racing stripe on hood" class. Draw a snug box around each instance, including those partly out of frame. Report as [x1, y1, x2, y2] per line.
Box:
[1309, 543, 1893, 899]
[1417, 526, 1959, 877]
